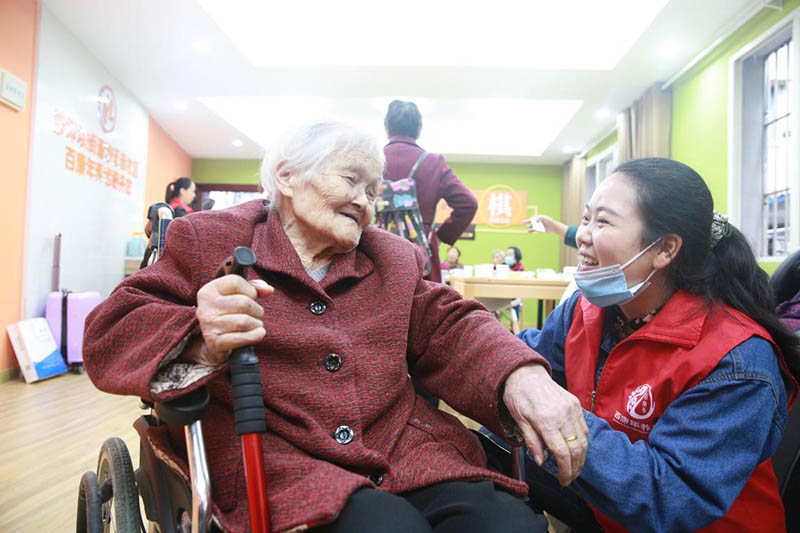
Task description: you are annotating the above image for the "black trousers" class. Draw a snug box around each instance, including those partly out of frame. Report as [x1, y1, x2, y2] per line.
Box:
[313, 480, 548, 532]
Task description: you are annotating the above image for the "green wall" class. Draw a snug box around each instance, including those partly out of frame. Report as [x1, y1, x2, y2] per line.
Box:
[190, 157, 563, 326]
[444, 163, 562, 269]
[586, 130, 618, 161]
[447, 162, 562, 327]
[193, 158, 261, 185]
[670, 0, 800, 273]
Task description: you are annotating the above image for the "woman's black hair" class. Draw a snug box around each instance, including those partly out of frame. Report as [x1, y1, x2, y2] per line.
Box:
[385, 100, 422, 138]
[508, 246, 522, 262]
[616, 157, 800, 381]
[165, 177, 194, 203]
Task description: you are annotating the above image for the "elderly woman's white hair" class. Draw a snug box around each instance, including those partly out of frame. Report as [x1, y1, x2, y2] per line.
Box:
[260, 121, 384, 208]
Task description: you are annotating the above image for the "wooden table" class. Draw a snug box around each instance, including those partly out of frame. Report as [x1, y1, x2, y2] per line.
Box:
[449, 275, 570, 328]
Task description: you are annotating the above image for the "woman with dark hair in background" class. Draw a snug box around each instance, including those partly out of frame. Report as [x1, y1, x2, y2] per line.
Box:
[383, 100, 477, 283]
[490, 158, 800, 531]
[165, 176, 196, 217]
[506, 246, 524, 271]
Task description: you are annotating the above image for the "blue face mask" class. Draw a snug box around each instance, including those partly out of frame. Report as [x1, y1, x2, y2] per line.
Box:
[504, 256, 516, 267]
[573, 239, 660, 308]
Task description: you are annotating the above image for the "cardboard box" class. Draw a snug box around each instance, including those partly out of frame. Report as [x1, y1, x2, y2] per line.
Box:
[7, 318, 68, 383]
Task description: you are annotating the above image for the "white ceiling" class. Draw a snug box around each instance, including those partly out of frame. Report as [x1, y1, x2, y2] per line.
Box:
[40, 0, 762, 164]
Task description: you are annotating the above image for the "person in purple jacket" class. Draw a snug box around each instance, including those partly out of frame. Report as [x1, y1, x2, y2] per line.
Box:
[383, 100, 478, 283]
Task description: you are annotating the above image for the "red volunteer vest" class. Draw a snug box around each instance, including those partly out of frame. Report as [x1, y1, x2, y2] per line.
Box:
[565, 291, 797, 532]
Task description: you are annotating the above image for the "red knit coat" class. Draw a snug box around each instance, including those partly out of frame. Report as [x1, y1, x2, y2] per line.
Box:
[83, 200, 546, 532]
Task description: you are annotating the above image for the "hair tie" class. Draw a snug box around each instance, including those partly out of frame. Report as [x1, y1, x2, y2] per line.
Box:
[710, 211, 731, 247]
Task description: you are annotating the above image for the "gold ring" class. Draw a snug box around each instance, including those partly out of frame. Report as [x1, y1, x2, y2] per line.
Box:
[564, 435, 579, 442]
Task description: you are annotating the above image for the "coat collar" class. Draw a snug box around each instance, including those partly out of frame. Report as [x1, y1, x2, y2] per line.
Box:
[386, 135, 420, 148]
[251, 208, 374, 297]
[582, 290, 706, 349]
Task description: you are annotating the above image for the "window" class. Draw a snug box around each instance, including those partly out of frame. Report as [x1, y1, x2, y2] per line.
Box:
[730, 13, 799, 260]
[194, 183, 261, 211]
[585, 144, 617, 202]
[762, 41, 792, 256]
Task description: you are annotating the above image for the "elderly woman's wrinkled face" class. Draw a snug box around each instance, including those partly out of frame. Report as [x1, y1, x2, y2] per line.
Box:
[289, 150, 382, 252]
[492, 250, 505, 265]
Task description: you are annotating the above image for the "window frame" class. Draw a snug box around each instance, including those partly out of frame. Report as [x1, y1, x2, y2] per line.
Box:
[192, 183, 261, 211]
[585, 143, 618, 202]
[728, 8, 800, 261]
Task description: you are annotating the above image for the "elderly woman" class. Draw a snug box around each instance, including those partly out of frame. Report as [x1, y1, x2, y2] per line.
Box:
[83, 122, 587, 532]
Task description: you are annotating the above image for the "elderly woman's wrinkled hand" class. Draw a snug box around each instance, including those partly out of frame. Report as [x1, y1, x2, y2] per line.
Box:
[191, 275, 274, 366]
[503, 363, 588, 486]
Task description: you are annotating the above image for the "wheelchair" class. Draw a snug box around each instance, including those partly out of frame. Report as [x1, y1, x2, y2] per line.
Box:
[77, 386, 216, 533]
[77, 246, 268, 533]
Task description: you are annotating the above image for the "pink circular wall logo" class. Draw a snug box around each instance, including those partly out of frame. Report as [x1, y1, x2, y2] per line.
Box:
[97, 85, 116, 133]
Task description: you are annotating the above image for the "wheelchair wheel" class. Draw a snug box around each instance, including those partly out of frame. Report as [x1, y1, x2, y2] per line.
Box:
[96, 437, 142, 533]
[76, 470, 103, 533]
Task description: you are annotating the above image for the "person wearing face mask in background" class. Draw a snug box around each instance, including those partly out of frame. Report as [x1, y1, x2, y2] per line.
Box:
[482, 158, 800, 532]
[505, 246, 525, 271]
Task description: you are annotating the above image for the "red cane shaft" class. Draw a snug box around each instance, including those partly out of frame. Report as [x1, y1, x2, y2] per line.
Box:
[241, 433, 270, 533]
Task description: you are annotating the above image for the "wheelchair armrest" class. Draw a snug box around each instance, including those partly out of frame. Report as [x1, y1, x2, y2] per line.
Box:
[472, 429, 512, 474]
[154, 387, 210, 426]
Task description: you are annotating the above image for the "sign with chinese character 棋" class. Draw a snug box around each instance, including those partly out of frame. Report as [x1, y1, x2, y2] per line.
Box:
[480, 185, 526, 227]
[434, 186, 528, 228]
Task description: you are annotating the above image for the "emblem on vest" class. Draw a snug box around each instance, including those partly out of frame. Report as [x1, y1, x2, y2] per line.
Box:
[612, 384, 656, 436]
[627, 384, 655, 420]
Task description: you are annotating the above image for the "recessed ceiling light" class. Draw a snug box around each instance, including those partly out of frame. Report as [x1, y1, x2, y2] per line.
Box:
[198, 0, 668, 70]
[659, 40, 680, 59]
[192, 40, 211, 52]
[199, 96, 583, 157]
[232, 139, 244, 147]
[596, 109, 611, 119]
[174, 101, 188, 111]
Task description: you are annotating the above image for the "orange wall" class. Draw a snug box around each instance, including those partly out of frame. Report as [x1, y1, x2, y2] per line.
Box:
[145, 118, 192, 213]
[0, 0, 38, 373]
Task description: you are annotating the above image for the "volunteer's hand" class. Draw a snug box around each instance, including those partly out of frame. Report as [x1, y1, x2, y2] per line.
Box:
[525, 215, 568, 238]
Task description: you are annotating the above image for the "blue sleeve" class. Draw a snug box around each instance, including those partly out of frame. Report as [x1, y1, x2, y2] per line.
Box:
[517, 291, 580, 388]
[558, 337, 788, 531]
[564, 225, 578, 248]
